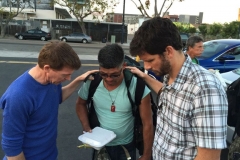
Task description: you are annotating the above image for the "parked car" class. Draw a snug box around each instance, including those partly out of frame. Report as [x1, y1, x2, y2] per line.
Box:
[180, 33, 189, 48]
[221, 67, 240, 85]
[59, 33, 92, 43]
[197, 39, 240, 73]
[15, 29, 51, 41]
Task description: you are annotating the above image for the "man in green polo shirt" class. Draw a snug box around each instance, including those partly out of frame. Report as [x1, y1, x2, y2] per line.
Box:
[186, 36, 204, 64]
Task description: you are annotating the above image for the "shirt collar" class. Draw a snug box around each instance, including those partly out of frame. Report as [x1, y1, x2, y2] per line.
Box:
[162, 54, 193, 91]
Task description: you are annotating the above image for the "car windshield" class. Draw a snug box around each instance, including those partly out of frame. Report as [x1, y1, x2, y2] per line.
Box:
[180, 34, 188, 40]
[200, 41, 229, 59]
[233, 68, 240, 75]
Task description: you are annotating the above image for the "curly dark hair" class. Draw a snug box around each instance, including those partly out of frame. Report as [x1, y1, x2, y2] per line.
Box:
[130, 17, 182, 56]
[98, 44, 124, 69]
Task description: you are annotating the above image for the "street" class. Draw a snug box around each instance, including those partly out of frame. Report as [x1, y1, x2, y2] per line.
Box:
[0, 38, 130, 56]
[0, 40, 229, 160]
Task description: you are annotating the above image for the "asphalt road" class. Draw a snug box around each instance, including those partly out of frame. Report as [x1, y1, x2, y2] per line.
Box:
[0, 38, 130, 55]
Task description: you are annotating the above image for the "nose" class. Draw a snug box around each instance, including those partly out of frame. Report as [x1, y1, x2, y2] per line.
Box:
[144, 62, 151, 71]
[105, 76, 114, 81]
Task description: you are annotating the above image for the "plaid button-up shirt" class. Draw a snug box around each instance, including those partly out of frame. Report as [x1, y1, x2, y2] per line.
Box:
[153, 55, 228, 160]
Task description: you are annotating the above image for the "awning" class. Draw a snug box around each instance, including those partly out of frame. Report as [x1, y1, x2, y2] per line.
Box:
[55, 8, 72, 19]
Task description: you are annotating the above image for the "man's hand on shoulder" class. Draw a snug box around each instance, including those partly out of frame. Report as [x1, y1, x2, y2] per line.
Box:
[76, 70, 99, 81]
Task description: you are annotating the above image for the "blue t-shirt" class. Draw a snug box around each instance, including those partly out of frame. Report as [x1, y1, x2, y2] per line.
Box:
[78, 76, 150, 146]
[0, 71, 62, 160]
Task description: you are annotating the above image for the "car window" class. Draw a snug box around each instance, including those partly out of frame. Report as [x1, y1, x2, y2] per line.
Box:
[219, 46, 240, 60]
[27, 30, 35, 34]
[180, 34, 188, 40]
[75, 33, 82, 36]
[79, 33, 84, 36]
[200, 41, 229, 58]
[35, 31, 42, 33]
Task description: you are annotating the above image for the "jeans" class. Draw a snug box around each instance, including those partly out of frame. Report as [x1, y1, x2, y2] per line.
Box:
[92, 141, 136, 160]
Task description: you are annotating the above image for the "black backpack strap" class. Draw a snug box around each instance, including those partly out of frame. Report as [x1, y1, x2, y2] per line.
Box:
[86, 73, 102, 103]
[85, 73, 102, 129]
[123, 69, 145, 116]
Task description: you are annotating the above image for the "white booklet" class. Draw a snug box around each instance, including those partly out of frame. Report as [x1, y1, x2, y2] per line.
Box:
[78, 127, 116, 150]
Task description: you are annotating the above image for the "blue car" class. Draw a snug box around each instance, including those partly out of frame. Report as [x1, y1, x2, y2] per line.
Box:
[197, 39, 240, 73]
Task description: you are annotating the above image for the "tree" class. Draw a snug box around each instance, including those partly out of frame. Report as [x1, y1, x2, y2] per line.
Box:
[175, 23, 185, 33]
[198, 24, 208, 40]
[53, 0, 118, 34]
[130, 0, 184, 18]
[0, 0, 25, 38]
[208, 23, 223, 38]
[188, 27, 196, 35]
[221, 21, 239, 38]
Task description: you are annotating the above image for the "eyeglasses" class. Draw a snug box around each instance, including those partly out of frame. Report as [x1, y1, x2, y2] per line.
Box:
[99, 68, 122, 79]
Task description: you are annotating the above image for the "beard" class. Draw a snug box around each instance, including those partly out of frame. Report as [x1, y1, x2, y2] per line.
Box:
[152, 55, 171, 77]
[159, 57, 171, 76]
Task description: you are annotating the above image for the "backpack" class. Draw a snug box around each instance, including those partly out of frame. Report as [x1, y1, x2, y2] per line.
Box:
[84, 56, 157, 155]
[227, 77, 240, 141]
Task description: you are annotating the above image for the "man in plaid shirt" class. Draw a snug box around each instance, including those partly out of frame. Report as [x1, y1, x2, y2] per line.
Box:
[127, 17, 228, 160]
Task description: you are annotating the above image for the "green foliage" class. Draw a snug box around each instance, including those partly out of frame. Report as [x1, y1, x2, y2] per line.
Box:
[221, 21, 240, 38]
[188, 27, 196, 34]
[198, 24, 208, 37]
[174, 22, 196, 34]
[208, 23, 223, 37]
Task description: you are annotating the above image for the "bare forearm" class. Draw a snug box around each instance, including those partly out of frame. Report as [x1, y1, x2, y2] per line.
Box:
[142, 74, 163, 94]
[76, 102, 91, 131]
[7, 152, 25, 160]
[142, 124, 154, 159]
[194, 148, 221, 160]
[62, 78, 83, 101]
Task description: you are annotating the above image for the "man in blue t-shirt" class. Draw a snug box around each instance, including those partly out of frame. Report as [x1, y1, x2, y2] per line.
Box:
[76, 44, 154, 160]
[0, 41, 97, 160]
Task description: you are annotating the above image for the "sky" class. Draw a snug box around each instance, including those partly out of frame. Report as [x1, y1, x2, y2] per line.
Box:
[114, 0, 240, 24]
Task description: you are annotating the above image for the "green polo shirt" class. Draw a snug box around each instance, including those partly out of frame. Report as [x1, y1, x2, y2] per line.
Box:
[192, 58, 199, 64]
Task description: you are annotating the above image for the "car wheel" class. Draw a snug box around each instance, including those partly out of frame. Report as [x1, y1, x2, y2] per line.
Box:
[18, 35, 23, 40]
[82, 39, 87, 44]
[62, 38, 67, 42]
[41, 37, 46, 41]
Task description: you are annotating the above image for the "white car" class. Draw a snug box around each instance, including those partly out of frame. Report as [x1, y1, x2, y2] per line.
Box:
[59, 33, 92, 43]
[220, 68, 240, 143]
[221, 68, 240, 85]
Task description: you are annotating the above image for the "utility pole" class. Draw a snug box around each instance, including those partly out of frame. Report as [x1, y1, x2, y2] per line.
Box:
[121, 0, 125, 44]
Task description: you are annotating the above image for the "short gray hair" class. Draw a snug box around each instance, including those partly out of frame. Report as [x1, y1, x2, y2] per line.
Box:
[186, 36, 203, 51]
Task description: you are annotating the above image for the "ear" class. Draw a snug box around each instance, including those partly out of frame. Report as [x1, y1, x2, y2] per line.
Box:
[164, 46, 175, 58]
[43, 65, 51, 72]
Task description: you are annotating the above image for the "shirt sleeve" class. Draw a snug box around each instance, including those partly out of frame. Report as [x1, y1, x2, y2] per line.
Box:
[191, 86, 228, 149]
[129, 76, 151, 100]
[1, 93, 31, 156]
[78, 80, 91, 100]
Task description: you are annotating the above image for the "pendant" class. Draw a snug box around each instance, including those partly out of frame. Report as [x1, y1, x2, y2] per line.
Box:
[111, 105, 116, 112]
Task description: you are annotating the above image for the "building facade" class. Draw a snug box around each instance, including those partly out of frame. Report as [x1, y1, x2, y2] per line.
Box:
[179, 12, 203, 24]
